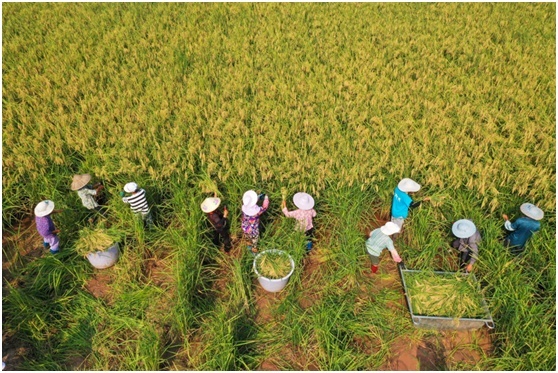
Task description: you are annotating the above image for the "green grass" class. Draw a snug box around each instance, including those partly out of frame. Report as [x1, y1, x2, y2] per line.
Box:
[2, 3, 555, 371]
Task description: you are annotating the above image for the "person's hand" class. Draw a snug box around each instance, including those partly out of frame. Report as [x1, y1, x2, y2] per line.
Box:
[502, 214, 509, 221]
[281, 200, 286, 208]
[96, 185, 104, 191]
[466, 264, 473, 272]
[423, 197, 431, 202]
[213, 192, 217, 198]
[52, 229, 60, 234]
[223, 206, 229, 218]
[53, 209, 63, 214]
[393, 254, 402, 263]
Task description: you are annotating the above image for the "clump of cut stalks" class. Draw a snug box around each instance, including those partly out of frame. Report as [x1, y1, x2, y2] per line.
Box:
[255, 250, 292, 280]
[74, 227, 122, 257]
[406, 271, 486, 319]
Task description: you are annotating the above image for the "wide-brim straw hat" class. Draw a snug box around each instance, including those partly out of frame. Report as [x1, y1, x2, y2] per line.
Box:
[201, 197, 221, 213]
[380, 222, 401, 236]
[124, 182, 138, 193]
[452, 219, 477, 238]
[71, 174, 91, 191]
[34, 200, 55, 217]
[293, 192, 315, 210]
[242, 190, 258, 208]
[398, 178, 421, 193]
[242, 204, 261, 217]
[520, 203, 544, 221]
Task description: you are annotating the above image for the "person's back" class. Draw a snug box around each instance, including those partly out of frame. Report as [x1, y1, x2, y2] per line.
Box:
[506, 217, 540, 248]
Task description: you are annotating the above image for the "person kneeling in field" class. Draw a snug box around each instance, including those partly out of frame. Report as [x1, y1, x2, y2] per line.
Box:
[282, 192, 317, 252]
[201, 194, 232, 253]
[451, 219, 480, 273]
[35, 200, 63, 254]
[120, 182, 153, 227]
[365, 222, 402, 274]
[502, 203, 543, 256]
[241, 190, 269, 255]
[71, 174, 106, 221]
[390, 178, 429, 234]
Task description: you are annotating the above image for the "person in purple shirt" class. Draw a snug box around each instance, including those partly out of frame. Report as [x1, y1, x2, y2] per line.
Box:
[503, 203, 544, 256]
[34, 200, 63, 254]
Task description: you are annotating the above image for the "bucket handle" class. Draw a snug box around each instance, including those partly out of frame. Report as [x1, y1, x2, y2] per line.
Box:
[485, 320, 495, 329]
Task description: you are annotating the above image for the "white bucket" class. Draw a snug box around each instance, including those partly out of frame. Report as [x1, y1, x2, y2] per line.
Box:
[253, 249, 295, 292]
[86, 242, 120, 269]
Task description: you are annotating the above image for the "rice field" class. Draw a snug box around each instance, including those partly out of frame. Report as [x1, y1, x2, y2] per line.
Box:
[2, 3, 555, 371]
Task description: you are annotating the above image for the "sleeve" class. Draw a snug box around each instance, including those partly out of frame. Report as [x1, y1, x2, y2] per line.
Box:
[386, 238, 395, 252]
[86, 188, 97, 196]
[504, 220, 516, 231]
[403, 193, 413, 207]
[467, 235, 480, 265]
[282, 207, 294, 217]
[261, 196, 270, 212]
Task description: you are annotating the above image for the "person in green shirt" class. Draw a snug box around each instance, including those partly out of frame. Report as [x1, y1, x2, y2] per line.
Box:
[365, 222, 402, 274]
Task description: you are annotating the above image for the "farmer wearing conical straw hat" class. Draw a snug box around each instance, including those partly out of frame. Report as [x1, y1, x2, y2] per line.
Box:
[241, 190, 269, 255]
[71, 174, 105, 216]
[503, 203, 544, 256]
[390, 178, 429, 233]
[365, 222, 402, 274]
[201, 194, 232, 253]
[34, 200, 63, 254]
[282, 192, 317, 252]
[451, 219, 481, 273]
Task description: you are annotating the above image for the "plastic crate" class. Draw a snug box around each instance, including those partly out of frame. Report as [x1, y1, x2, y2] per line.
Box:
[398, 265, 495, 330]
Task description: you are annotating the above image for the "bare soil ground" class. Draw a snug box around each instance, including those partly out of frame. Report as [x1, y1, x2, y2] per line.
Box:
[2, 213, 493, 370]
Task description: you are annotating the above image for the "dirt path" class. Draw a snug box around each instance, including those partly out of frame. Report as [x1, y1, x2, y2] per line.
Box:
[2, 214, 493, 371]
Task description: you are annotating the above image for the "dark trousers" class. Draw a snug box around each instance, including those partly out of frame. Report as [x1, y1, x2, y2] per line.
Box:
[305, 228, 315, 251]
[504, 238, 525, 256]
[213, 228, 232, 252]
[459, 250, 471, 269]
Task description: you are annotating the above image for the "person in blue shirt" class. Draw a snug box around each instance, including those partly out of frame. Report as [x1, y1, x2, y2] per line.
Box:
[391, 178, 429, 232]
[503, 203, 544, 256]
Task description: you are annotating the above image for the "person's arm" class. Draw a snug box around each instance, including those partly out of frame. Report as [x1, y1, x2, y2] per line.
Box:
[502, 214, 516, 231]
[410, 197, 430, 208]
[387, 240, 402, 262]
[390, 248, 402, 263]
[261, 195, 270, 211]
[466, 235, 480, 269]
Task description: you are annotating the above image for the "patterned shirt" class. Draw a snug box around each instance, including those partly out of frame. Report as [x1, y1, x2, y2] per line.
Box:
[122, 189, 149, 213]
[241, 197, 269, 237]
[365, 228, 395, 257]
[77, 185, 98, 210]
[282, 207, 316, 232]
[505, 217, 540, 248]
[453, 230, 481, 265]
[35, 215, 56, 239]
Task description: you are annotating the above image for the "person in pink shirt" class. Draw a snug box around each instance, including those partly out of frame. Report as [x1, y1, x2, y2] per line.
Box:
[282, 192, 317, 252]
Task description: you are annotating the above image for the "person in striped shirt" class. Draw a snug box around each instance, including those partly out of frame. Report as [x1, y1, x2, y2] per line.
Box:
[121, 182, 153, 227]
[365, 222, 402, 274]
